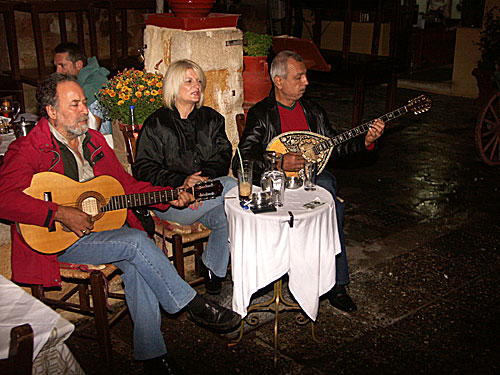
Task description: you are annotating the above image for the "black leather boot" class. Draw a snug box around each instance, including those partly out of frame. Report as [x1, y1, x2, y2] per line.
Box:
[327, 284, 357, 312]
[201, 263, 223, 295]
[187, 294, 241, 332]
[142, 353, 178, 374]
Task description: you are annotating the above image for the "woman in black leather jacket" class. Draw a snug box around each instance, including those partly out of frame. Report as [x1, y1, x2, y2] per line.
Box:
[134, 59, 237, 295]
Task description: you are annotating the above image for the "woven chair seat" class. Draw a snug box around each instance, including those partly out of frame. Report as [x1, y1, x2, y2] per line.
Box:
[59, 263, 118, 280]
[153, 216, 212, 243]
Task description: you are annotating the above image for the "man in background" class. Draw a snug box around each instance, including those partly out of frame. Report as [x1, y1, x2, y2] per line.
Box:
[54, 42, 113, 144]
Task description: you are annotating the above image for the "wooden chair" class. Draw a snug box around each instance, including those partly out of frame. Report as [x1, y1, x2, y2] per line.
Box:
[119, 124, 211, 286]
[0, 1, 25, 111]
[236, 113, 246, 139]
[28, 264, 127, 363]
[0, 324, 33, 375]
[310, 0, 411, 126]
[89, 0, 156, 73]
[12, 0, 98, 86]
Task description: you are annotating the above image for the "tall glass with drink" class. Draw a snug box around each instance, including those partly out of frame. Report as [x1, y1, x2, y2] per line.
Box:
[237, 160, 253, 201]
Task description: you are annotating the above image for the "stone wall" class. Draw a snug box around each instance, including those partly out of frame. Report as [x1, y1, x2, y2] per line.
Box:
[143, 25, 244, 148]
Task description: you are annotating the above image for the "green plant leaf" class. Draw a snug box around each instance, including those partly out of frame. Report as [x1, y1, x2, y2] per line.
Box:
[243, 32, 273, 57]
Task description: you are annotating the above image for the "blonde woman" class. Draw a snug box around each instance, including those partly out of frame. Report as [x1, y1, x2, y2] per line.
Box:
[134, 59, 237, 295]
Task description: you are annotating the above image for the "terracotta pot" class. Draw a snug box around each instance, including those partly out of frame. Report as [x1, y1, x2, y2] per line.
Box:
[169, 0, 215, 18]
[243, 55, 272, 106]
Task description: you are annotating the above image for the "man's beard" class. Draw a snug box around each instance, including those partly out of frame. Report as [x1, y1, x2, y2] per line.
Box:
[65, 115, 89, 137]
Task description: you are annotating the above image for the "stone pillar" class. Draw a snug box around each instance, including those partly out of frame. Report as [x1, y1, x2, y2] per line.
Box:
[143, 25, 244, 149]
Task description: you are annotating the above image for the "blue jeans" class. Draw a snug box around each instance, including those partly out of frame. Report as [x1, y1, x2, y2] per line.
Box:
[153, 176, 237, 278]
[58, 226, 196, 360]
[316, 170, 350, 286]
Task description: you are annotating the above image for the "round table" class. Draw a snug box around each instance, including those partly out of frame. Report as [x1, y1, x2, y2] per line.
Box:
[225, 185, 341, 321]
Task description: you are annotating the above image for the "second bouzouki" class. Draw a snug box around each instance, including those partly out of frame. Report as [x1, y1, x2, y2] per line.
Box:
[267, 94, 432, 178]
[18, 172, 223, 254]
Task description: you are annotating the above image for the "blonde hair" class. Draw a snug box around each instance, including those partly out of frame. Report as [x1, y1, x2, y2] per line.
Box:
[162, 59, 206, 110]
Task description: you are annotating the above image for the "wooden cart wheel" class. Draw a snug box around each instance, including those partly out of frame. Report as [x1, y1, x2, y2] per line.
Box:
[475, 92, 500, 166]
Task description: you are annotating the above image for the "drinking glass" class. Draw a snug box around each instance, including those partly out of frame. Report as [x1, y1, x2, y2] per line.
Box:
[304, 161, 317, 191]
[237, 160, 253, 201]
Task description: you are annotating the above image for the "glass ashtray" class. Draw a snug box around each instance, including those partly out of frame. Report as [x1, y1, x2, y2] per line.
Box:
[249, 191, 274, 208]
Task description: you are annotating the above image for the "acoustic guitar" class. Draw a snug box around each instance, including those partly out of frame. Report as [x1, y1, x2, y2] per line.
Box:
[267, 94, 432, 177]
[18, 172, 223, 254]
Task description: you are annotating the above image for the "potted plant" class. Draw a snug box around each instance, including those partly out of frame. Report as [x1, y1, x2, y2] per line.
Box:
[242, 32, 273, 110]
[97, 68, 164, 163]
[97, 68, 164, 126]
[473, 6, 500, 106]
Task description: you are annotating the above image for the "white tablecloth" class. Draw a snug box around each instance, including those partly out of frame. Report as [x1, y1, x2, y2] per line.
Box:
[0, 274, 85, 374]
[0, 131, 16, 156]
[225, 185, 341, 321]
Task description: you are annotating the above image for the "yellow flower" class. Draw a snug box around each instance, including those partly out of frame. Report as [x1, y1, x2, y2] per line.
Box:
[135, 91, 143, 98]
[144, 90, 151, 96]
[156, 82, 163, 88]
[118, 100, 124, 105]
[151, 89, 158, 96]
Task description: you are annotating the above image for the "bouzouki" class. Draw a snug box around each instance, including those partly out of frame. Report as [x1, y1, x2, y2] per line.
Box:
[267, 95, 432, 177]
[18, 172, 223, 254]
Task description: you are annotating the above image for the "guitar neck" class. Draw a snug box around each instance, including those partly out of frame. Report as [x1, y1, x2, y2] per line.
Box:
[102, 187, 188, 212]
[318, 105, 409, 152]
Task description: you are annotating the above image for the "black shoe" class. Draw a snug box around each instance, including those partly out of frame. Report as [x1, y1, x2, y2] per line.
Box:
[187, 294, 241, 333]
[142, 354, 178, 375]
[201, 264, 223, 295]
[327, 285, 357, 313]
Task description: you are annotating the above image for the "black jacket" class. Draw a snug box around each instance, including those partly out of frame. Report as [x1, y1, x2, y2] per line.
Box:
[233, 92, 371, 185]
[134, 106, 233, 188]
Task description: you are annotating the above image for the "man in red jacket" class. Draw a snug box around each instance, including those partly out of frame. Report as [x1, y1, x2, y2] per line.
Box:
[0, 73, 240, 373]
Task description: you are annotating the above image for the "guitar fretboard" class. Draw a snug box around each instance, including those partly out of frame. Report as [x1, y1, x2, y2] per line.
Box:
[102, 188, 182, 212]
[313, 105, 409, 154]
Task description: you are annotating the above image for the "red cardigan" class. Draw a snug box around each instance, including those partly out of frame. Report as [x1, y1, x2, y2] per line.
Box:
[0, 118, 171, 287]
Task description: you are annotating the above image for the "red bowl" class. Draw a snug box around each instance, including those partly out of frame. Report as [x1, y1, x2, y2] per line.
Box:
[169, 0, 215, 18]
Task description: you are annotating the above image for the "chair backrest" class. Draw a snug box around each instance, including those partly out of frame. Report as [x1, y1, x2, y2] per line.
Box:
[0, 324, 33, 375]
[118, 123, 137, 165]
[313, 0, 403, 59]
[236, 113, 246, 140]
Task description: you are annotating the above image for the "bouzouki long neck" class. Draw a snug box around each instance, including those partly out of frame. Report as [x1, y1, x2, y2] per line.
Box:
[315, 105, 410, 153]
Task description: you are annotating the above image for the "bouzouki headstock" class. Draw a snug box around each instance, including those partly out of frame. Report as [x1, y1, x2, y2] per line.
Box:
[407, 94, 432, 115]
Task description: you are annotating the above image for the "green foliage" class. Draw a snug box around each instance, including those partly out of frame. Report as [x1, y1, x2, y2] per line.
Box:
[477, 7, 500, 71]
[243, 32, 273, 57]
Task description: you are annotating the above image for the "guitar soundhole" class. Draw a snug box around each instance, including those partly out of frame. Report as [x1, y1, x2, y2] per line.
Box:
[77, 191, 106, 221]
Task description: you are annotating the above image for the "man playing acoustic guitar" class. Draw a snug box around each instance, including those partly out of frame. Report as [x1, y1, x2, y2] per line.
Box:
[0, 73, 240, 373]
[233, 50, 385, 313]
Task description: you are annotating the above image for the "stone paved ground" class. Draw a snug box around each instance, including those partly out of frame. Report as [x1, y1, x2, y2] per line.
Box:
[67, 82, 500, 374]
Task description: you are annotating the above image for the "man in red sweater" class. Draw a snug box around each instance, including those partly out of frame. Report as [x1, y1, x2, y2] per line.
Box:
[0, 73, 240, 373]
